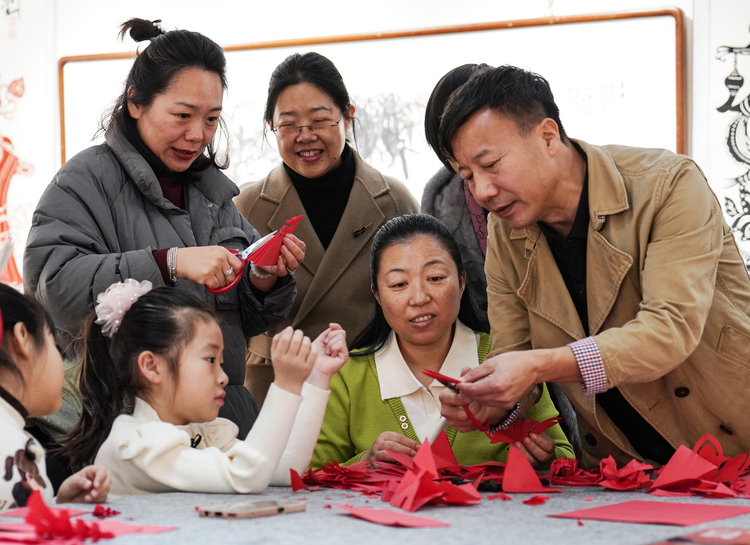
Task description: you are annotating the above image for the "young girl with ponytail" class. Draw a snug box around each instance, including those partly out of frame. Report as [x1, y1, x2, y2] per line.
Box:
[65, 279, 347, 496]
[0, 283, 110, 510]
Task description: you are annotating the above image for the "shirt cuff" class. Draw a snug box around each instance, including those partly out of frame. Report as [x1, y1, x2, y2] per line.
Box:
[569, 337, 608, 396]
[487, 402, 522, 434]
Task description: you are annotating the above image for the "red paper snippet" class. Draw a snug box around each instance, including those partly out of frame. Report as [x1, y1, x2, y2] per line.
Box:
[523, 494, 552, 505]
[550, 500, 750, 526]
[91, 505, 120, 519]
[336, 504, 449, 528]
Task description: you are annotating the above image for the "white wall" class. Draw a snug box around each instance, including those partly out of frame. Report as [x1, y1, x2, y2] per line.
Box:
[1, 0, 731, 282]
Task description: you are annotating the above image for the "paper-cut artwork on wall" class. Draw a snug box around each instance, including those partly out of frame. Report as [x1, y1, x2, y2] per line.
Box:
[0, 74, 34, 285]
[717, 27, 750, 270]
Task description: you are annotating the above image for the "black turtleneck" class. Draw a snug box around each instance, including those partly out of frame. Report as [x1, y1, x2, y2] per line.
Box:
[283, 144, 356, 250]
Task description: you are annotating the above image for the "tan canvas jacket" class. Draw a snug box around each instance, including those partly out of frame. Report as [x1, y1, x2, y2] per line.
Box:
[234, 151, 418, 402]
[485, 139, 750, 467]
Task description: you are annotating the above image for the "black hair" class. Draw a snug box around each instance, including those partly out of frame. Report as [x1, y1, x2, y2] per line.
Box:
[438, 65, 568, 163]
[352, 214, 487, 355]
[64, 286, 216, 468]
[425, 63, 492, 171]
[263, 52, 354, 139]
[100, 18, 230, 176]
[0, 283, 54, 386]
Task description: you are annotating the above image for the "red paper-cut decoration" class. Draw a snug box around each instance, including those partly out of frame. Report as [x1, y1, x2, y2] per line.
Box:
[24, 490, 114, 541]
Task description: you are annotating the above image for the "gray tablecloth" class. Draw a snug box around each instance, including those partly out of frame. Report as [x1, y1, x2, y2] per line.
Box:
[8, 486, 750, 545]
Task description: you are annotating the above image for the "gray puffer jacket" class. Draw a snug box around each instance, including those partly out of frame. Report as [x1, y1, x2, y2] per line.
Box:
[24, 123, 296, 438]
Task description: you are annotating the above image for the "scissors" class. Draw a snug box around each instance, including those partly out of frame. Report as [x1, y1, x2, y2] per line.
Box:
[207, 231, 277, 295]
[422, 369, 490, 432]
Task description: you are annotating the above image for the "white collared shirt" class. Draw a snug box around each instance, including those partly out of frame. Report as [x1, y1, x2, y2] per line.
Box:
[375, 320, 480, 443]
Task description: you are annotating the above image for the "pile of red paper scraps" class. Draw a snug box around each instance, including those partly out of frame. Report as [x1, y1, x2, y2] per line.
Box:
[298, 425, 564, 512]
[546, 433, 750, 498]
[300, 428, 750, 513]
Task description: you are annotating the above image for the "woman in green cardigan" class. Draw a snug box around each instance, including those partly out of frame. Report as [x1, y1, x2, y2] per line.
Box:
[312, 214, 574, 468]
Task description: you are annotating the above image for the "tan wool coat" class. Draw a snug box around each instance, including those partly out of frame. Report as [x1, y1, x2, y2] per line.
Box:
[234, 152, 419, 403]
[486, 139, 750, 467]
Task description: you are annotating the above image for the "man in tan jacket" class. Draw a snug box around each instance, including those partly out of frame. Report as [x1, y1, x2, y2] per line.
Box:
[437, 65, 750, 467]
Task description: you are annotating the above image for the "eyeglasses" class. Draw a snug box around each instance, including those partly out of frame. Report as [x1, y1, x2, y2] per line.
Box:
[271, 117, 342, 138]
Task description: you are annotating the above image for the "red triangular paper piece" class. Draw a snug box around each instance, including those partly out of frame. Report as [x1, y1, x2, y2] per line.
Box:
[652, 445, 717, 491]
[290, 468, 310, 492]
[431, 430, 460, 473]
[502, 446, 562, 493]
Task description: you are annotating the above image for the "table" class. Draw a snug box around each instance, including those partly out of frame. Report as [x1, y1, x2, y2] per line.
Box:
[9, 485, 750, 545]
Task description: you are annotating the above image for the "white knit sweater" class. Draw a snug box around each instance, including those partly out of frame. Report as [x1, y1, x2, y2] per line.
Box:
[95, 382, 329, 496]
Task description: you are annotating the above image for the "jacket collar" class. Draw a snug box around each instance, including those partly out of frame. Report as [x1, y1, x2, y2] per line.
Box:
[258, 151, 389, 325]
[509, 138, 630, 242]
[510, 138, 633, 338]
[105, 121, 239, 210]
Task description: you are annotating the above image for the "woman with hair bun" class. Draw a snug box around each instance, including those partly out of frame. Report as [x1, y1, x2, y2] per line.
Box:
[235, 52, 418, 405]
[24, 19, 304, 439]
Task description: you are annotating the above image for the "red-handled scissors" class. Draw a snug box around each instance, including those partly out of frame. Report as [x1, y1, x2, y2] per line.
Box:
[422, 369, 490, 432]
[207, 231, 277, 295]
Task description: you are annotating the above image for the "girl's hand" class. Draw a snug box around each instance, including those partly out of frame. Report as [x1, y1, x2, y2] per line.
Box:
[176, 246, 243, 290]
[361, 432, 420, 465]
[513, 432, 556, 468]
[305, 324, 348, 390]
[56, 466, 111, 504]
[271, 327, 316, 395]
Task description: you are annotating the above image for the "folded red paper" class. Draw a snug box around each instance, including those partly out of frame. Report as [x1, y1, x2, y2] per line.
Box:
[550, 500, 750, 526]
[335, 505, 449, 528]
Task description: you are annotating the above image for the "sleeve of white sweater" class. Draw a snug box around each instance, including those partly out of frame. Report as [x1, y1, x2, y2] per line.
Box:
[115, 384, 302, 494]
[270, 381, 331, 486]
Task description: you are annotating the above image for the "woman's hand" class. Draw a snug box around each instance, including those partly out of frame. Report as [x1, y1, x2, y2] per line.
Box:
[270, 327, 316, 395]
[306, 323, 349, 390]
[513, 432, 556, 468]
[175, 246, 243, 290]
[56, 466, 111, 504]
[438, 390, 509, 433]
[361, 432, 420, 465]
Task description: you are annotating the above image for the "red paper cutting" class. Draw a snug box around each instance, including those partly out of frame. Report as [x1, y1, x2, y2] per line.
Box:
[247, 215, 302, 267]
[23, 491, 113, 541]
[651, 445, 717, 491]
[487, 417, 562, 445]
[549, 500, 750, 526]
[502, 445, 562, 494]
[599, 457, 653, 491]
[548, 458, 603, 487]
[336, 504, 449, 528]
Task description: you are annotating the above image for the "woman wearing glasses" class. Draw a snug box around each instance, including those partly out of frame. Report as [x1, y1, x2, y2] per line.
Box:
[235, 52, 418, 405]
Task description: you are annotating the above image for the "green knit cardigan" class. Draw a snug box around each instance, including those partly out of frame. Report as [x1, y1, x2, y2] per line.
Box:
[311, 332, 575, 468]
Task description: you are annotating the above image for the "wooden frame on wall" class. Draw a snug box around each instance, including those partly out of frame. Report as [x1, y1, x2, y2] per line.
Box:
[58, 8, 685, 194]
